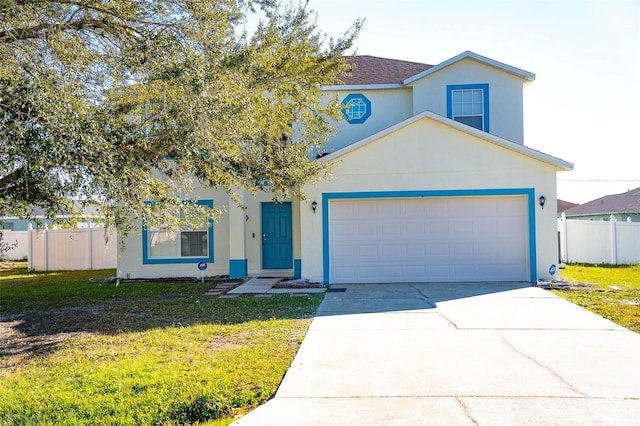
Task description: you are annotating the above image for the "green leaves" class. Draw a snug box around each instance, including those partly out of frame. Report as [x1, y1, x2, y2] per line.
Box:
[0, 0, 361, 235]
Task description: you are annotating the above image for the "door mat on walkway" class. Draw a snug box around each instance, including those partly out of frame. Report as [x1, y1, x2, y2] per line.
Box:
[272, 279, 327, 289]
[326, 288, 347, 292]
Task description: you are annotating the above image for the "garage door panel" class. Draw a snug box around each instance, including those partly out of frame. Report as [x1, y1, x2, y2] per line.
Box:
[382, 265, 403, 277]
[358, 223, 377, 236]
[381, 202, 402, 216]
[477, 221, 498, 234]
[404, 222, 426, 235]
[406, 265, 428, 277]
[457, 220, 475, 234]
[480, 241, 500, 257]
[429, 264, 451, 280]
[406, 244, 426, 256]
[382, 223, 402, 235]
[358, 244, 379, 257]
[358, 265, 382, 279]
[332, 222, 355, 238]
[382, 244, 403, 256]
[428, 201, 450, 215]
[329, 196, 529, 283]
[332, 242, 355, 257]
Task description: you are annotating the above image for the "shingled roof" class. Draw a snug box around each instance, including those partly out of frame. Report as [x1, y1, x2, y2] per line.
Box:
[337, 55, 433, 85]
[557, 199, 578, 215]
[563, 187, 640, 217]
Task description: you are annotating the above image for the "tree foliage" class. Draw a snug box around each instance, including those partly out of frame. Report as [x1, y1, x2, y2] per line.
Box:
[0, 0, 361, 233]
[0, 231, 17, 263]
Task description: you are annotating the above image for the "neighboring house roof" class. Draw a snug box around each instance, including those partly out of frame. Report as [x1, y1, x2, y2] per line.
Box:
[337, 55, 433, 86]
[557, 199, 579, 215]
[563, 187, 640, 217]
[320, 109, 573, 171]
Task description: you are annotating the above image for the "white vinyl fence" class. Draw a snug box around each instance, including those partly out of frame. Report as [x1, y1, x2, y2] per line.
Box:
[558, 213, 640, 265]
[0, 230, 29, 260]
[26, 225, 117, 271]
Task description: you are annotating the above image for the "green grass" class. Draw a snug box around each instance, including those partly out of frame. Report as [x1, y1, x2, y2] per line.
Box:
[0, 263, 322, 425]
[553, 263, 640, 333]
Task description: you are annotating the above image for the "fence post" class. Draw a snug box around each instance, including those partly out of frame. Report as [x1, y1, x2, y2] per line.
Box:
[560, 213, 568, 263]
[27, 223, 33, 269]
[43, 223, 49, 271]
[610, 214, 618, 264]
[88, 222, 94, 270]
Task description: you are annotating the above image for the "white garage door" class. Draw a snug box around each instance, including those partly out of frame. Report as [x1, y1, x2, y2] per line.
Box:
[329, 196, 529, 283]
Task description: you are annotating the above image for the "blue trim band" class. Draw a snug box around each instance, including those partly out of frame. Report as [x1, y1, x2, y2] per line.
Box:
[446, 83, 490, 132]
[142, 199, 214, 265]
[229, 259, 248, 278]
[322, 188, 537, 284]
[293, 259, 302, 279]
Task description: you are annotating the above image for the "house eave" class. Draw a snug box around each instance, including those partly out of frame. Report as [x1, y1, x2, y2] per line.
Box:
[321, 83, 405, 91]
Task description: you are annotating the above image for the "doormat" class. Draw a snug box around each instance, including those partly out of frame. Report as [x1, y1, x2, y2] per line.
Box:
[326, 288, 347, 292]
[272, 279, 327, 289]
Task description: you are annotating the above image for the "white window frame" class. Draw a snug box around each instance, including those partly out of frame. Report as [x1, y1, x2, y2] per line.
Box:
[447, 84, 490, 132]
[142, 200, 214, 264]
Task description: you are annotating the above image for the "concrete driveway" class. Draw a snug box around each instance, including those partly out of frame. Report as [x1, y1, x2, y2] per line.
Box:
[234, 282, 640, 425]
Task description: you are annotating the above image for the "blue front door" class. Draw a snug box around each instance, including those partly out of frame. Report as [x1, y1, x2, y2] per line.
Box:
[261, 202, 293, 269]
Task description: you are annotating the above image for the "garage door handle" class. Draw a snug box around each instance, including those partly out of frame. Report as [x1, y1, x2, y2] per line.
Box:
[262, 234, 267, 246]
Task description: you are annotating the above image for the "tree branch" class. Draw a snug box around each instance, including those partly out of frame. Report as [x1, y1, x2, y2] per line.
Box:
[0, 17, 139, 43]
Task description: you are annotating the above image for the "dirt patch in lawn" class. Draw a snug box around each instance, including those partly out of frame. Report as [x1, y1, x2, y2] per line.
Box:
[0, 322, 92, 375]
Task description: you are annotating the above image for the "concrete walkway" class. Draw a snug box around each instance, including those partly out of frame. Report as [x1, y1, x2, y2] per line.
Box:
[233, 282, 640, 425]
[228, 277, 326, 295]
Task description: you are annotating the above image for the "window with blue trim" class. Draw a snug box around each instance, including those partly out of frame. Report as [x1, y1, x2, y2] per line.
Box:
[341, 93, 371, 124]
[447, 84, 489, 132]
[142, 200, 214, 264]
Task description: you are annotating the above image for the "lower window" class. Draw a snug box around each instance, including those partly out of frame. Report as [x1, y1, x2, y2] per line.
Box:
[148, 230, 208, 258]
[142, 200, 214, 264]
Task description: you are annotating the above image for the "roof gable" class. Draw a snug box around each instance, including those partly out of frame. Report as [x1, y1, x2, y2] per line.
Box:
[404, 51, 535, 85]
[564, 187, 640, 216]
[319, 110, 572, 171]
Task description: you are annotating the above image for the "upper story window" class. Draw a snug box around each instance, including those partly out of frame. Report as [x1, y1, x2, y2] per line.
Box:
[341, 93, 372, 124]
[447, 84, 490, 132]
[142, 199, 214, 264]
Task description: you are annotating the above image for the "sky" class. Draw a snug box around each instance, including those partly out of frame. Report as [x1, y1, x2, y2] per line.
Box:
[307, 0, 640, 204]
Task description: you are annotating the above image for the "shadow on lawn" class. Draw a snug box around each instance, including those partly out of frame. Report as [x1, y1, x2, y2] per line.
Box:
[0, 293, 320, 363]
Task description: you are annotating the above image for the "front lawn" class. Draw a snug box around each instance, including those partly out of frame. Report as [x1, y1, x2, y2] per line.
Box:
[0, 263, 322, 425]
[554, 263, 640, 333]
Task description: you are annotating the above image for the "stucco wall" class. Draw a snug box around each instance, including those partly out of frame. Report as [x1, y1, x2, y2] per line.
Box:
[241, 192, 299, 275]
[117, 187, 231, 279]
[320, 88, 413, 154]
[301, 116, 559, 283]
[411, 58, 526, 144]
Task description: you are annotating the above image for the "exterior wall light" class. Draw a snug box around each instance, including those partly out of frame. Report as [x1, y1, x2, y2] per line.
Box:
[539, 195, 546, 209]
[311, 201, 318, 214]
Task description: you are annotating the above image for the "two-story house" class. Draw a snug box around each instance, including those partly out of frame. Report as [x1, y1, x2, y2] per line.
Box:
[118, 51, 573, 283]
